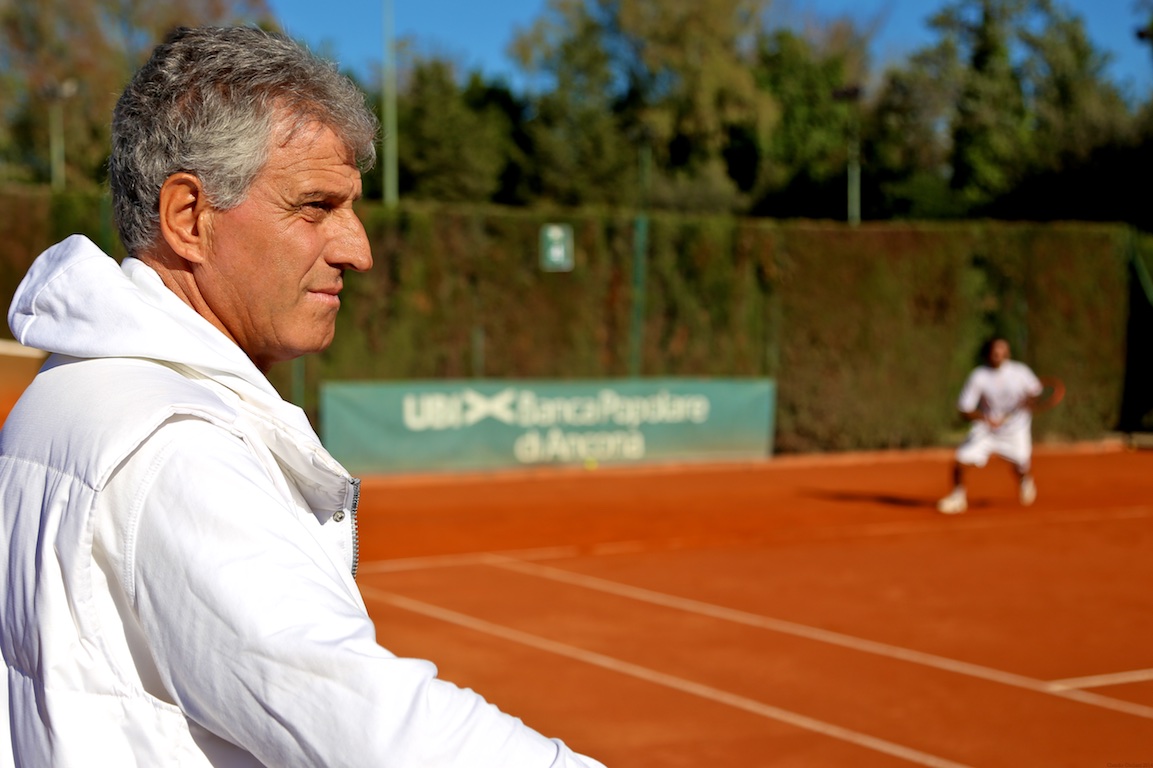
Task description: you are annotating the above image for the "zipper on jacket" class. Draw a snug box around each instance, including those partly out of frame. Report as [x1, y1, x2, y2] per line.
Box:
[347, 477, 361, 578]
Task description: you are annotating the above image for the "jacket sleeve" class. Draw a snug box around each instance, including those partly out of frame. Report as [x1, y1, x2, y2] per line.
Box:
[97, 417, 606, 768]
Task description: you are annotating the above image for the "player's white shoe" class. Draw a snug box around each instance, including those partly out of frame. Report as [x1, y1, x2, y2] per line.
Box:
[1019, 476, 1037, 506]
[937, 487, 967, 514]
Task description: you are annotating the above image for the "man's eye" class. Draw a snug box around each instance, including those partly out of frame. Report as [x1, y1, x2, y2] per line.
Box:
[300, 201, 333, 218]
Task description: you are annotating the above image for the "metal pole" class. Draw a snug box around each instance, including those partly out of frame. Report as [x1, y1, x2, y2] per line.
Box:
[628, 143, 652, 377]
[848, 118, 861, 227]
[49, 99, 65, 192]
[382, 0, 398, 207]
[46, 80, 77, 193]
[832, 85, 861, 227]
[628, 215, 648, 377]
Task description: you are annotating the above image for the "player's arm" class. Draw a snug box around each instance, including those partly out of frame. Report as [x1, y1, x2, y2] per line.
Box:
[1022, 379, 1045, 411]
[955, 372, 994, 425]
[1018, 367, 1047, 413]
[100, 417, 605, 768]
[962, 407, 1006, 428]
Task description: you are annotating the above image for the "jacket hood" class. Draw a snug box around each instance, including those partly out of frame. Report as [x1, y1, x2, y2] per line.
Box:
[8, 235, 279, 401]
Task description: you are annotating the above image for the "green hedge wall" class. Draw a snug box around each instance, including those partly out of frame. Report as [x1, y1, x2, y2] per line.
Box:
[1121, 238, 1153, 432]
[1, 190, 1146, 452]
[0, 189, 52, 310]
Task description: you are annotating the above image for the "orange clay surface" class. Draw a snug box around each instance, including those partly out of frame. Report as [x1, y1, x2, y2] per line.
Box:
[0, 350, 45, 426]
[356, 443, 1153, 767]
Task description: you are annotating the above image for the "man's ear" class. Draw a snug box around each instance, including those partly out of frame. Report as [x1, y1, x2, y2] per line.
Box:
[158, 173, 212, 264]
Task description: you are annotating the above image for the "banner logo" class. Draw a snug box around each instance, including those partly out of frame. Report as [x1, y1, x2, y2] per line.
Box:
[402, 387, 711, 432]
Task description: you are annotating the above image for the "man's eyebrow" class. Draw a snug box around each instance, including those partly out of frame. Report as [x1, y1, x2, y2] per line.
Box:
[298, 187, 360, 203]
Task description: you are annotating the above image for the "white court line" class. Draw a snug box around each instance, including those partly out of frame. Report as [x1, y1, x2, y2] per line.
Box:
[809, 506, 1153, 540]
[358, 546, 583, 575]
[360, 586, 973, 768]
[1049, 668, 1153, 691]
[482, 555, 1153, 721]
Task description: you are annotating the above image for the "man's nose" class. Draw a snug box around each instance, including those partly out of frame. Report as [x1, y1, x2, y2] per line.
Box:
[331, 210, 373, 272]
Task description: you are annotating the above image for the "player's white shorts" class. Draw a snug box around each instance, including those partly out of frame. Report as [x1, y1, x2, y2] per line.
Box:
[955, 423, 1032, 471]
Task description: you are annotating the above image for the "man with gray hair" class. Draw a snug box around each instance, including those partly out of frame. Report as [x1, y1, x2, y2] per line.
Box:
[0, 26, 605, 768]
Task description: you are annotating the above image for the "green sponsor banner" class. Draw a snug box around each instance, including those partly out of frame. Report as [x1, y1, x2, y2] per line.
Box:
[321, 378, 775, 475]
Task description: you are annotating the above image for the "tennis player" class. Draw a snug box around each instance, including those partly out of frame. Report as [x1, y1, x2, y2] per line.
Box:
[0, 26, 605, 768]
[937, 336, 1044, 514]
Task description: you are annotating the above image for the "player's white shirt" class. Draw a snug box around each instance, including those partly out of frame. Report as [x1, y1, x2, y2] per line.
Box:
[957, 359, 1042, 435]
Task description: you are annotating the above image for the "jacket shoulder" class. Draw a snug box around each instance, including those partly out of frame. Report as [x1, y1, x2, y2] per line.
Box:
[1, 356, 241, 489]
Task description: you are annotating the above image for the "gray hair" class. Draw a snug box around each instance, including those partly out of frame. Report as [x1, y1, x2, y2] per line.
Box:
[110, 26, 378, 256]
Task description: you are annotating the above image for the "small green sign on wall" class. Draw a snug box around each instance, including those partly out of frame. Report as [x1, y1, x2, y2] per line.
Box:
[540, 223, 574, 272]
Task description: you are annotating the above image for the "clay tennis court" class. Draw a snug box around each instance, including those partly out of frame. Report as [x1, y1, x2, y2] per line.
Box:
[355, 443, 1153, 767]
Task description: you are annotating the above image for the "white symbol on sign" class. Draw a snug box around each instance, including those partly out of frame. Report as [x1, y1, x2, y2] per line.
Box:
[463, 388, 517, 426]
[546, 225, 566, 265]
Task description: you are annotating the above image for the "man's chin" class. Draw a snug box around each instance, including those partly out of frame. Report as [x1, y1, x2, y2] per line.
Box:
[252, 333, 336, 372]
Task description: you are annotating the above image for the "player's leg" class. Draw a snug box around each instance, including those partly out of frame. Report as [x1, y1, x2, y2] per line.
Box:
[994, 428, 1036, 506]
[1016, 465, 1036, 506]
[1011, 453, 1036, 506]
[937, 460, 969, 513]
[939, 426, 994, 514]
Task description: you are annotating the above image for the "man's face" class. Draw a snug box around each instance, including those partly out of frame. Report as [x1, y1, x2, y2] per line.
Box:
[988, 339, 1011, 368]
[198, 118, 371, 372]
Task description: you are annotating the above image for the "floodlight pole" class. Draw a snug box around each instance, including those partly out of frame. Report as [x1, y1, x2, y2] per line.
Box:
[848, 116, 860, 227]
[628, 140, 652, 378]
[382, 0, 399, 208]
[49, 100, 65, 192]
[833, 84, 861, 227]
[47, 79, 77, 192]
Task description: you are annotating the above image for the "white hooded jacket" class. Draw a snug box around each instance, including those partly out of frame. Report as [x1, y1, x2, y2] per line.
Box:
[0, 235, 604, 768]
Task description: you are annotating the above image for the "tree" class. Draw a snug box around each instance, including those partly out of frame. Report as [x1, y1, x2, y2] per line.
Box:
[510, 0, 635, 206]
[0, 0, 272, 188]
[985, 5, 1142, 226]
[931, 0, 1038, 210]
[398, 60, 508, 202]
[618, 0, 779, 210]
[1139, 0, 1153, 51]
[749, 26, 863, 218]
[1019, 7, 1133, 169]
[511, 0, 778, 212]
[461, 77, 536, 206]
[864, 39, 967, 218]
[861, 0, 1142, 225]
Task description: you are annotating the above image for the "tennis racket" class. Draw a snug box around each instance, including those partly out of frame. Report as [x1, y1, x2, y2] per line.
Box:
[1031, 376, 1066, 414]
[987, 376, 1065, 427]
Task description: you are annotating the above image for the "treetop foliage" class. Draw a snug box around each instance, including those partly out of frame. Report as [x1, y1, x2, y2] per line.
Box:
[0, 0, 272, 187]
[3, 0, 1153, 230]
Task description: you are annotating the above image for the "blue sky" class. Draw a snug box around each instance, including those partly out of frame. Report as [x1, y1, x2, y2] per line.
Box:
[265, 0, 1153, 100]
